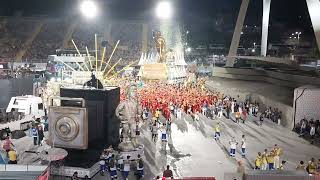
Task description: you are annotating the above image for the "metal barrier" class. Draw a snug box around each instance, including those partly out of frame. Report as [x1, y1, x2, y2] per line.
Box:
[0, 164, 47, 172]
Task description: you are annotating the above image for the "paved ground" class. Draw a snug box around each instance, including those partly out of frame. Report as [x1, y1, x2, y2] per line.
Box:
[92, 111, 320, 180]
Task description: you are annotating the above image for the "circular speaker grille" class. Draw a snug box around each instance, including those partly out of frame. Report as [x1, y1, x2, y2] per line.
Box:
[54, 116, 79, 141]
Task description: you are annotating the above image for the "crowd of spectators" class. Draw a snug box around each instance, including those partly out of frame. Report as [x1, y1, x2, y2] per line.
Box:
[1, 18, 147, 63]
[23, 20, 67, 60]
[110, 23, 143, 62]
[295, 118, 320, 144]
[0, 18, 37, 60]
[70, 24, 103, 50]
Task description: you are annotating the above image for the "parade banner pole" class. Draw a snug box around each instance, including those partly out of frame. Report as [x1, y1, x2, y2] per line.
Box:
[71, 39, 89, 71]
[102, 40, 120, 73]
[100, 47, 106, 71]
[95, 34, 98, 72]
[105, 58, 122, 77]
[85, 46, 92, 70]
[107, 60, 138, 79]
[71, 39, 84, 71]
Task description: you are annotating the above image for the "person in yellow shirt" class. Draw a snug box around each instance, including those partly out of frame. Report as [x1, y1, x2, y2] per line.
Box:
[155, 109, 160, 121]
[307, 158, 317, 174]
[8, 148, 17, 164]
[235, 111, 241, 124]
[255, 152, 262, 170]
[261, 149, 268, 170]
[273, 144, 282, 169]
[266, 150, 275, 170]
[214, 122, 221, 141]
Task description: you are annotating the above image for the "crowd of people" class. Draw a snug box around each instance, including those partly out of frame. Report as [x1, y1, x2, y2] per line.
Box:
[0, 19, 37, 60]
[23, 21, 68, 60]
[97, 146, 145, 180]
[254, 144, 320, 175]
[0, 115, 48, 165]
[295, 118, 320, 144]
[0, 17, 144, 63]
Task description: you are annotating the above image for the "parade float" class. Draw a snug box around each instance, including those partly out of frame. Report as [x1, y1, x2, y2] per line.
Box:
[138, 31, 187, 84]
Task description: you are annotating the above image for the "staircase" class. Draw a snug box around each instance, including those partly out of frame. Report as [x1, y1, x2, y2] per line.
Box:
[15, 22, 44, 61]
[62, 21, 78, 49]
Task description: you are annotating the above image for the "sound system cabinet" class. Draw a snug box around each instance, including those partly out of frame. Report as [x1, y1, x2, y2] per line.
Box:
[60, 86, 120, 147]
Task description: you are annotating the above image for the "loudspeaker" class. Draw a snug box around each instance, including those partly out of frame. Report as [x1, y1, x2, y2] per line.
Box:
[48, 98, 88, 149]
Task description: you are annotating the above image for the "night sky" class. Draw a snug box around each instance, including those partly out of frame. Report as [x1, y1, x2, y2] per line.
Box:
[0, 0, 315, 43]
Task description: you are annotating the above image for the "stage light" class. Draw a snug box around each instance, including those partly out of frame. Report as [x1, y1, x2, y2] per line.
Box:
[80, 0, 97, 18]
[156, 1, 173, 19]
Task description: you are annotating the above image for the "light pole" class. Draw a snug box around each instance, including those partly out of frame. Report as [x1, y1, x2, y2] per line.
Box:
[289, 32, 302, 56]
[296, 31, 302, 48]
[252, 42, 256, 53]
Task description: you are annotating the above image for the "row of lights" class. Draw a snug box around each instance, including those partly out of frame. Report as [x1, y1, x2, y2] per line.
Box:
[80, 0, 173, 20]
[289, 31, 302, 39]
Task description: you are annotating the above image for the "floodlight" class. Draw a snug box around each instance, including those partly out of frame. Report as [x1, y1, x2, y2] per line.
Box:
[156, 1, 173, 19]
[80, 0, 97, 18]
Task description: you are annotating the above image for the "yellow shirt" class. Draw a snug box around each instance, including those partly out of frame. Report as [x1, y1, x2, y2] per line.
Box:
[155, 111, 160, 118]
[255, 155, 262, 167]
[308, 162, 317, 173]
[274, 147, 282, 156]
[266, 153, 274, 163]
[214, 125, 220, 132]
[262, 153, 267, 164]
[8, 150, 17, 161]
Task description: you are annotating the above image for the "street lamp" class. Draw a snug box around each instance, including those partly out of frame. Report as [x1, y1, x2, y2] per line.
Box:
[290, 32, 302, 47]
[80, 0, 98, 18]
[156, 1, 173, 19]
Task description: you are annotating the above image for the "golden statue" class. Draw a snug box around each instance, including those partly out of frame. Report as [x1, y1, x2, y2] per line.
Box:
[153, 31, 166, 63]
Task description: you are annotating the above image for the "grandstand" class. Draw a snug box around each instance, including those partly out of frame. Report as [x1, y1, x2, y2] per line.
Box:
[0, 16, 147, 63]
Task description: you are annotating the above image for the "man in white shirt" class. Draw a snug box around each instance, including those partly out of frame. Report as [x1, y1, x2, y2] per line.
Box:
[122, 156, 131, 179]
[241, 135, 246, 158]
[177, 107, 182, 120]
[229, 137, 238, 157]
[161, 124, 167, 151]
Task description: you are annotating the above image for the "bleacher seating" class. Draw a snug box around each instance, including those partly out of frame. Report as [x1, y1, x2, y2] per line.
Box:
[0, 18, 37, 60]
[0, 17, 144, 63]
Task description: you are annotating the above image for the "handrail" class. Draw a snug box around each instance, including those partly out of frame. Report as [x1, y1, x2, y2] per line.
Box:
[0, 164, 47, 172]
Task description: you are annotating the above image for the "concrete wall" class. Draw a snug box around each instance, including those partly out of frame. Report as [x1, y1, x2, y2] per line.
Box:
[294, 87, 320, 126]
[206, 81, 294, 128]
[212, 67, 320, 88]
